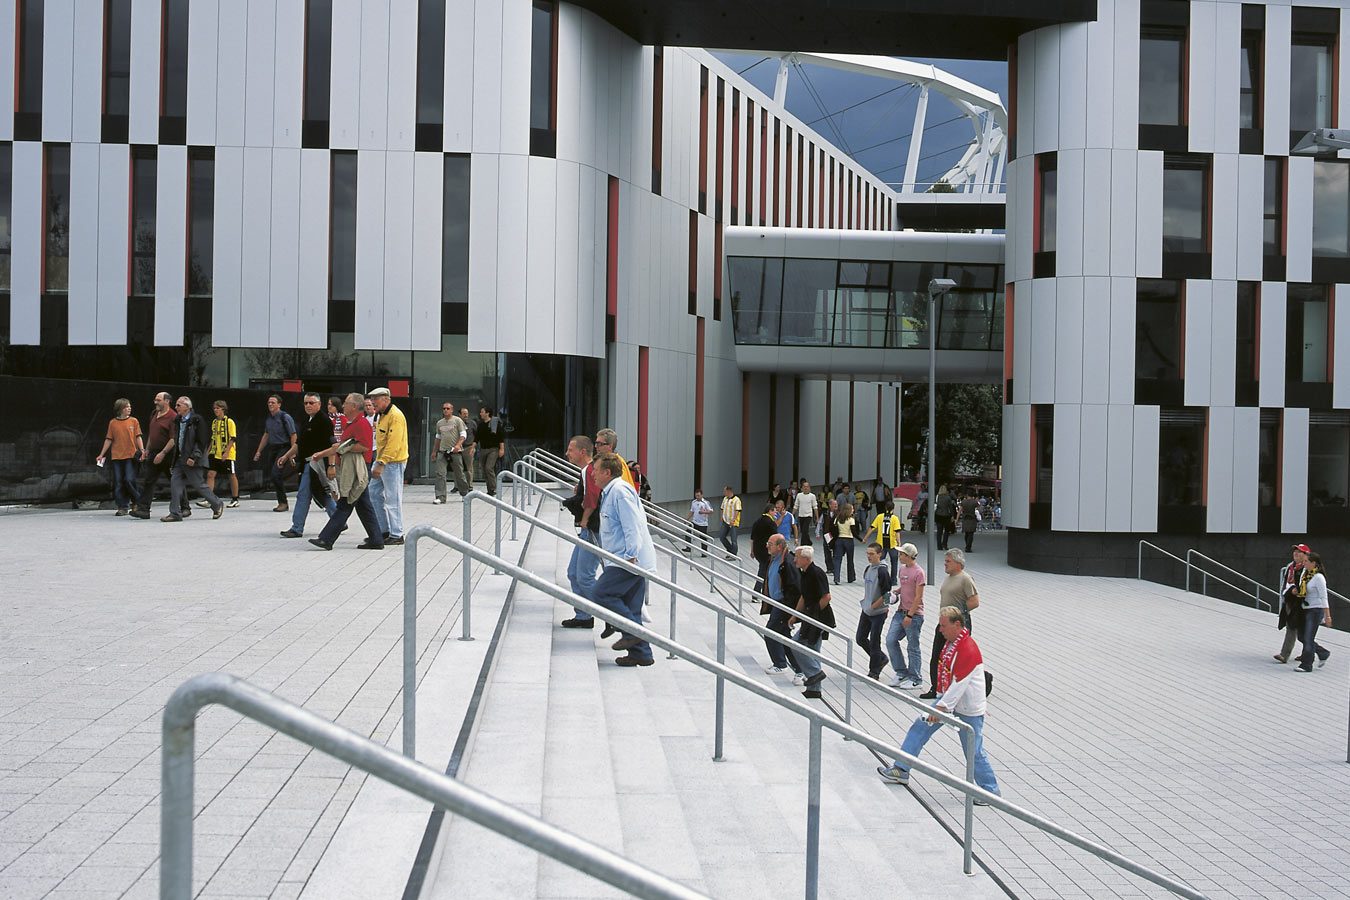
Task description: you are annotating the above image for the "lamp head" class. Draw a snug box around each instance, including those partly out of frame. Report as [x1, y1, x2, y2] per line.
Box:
[928, 277, 957, 296]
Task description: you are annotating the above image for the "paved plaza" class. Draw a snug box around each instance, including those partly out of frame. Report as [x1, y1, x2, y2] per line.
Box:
[2, 492, 1348, 899]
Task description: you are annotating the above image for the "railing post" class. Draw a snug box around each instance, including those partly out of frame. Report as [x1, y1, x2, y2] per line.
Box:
[713, 613, 725, 762]
[403, 533, 418, 756]
[494, 501, 502, 558]
[460, 500, 474, 642]
[805, 718, 822, 900]
[1137, 542, 1143, 581]
[844, 642, 854, 726]
[962, 725, 975, 874]
[160, 699, 196, 900]
[668, 553, 679, 660]
[1185, 551, 1191, 594]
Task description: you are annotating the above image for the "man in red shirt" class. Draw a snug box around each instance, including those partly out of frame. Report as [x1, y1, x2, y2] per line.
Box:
[877, 606, 1000, 802]
[307, 392, 383, 550]
[131, 391, 184, 519]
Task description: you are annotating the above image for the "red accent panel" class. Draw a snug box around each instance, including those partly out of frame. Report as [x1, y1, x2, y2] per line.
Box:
[695, 318, 706, 435]
[688, 210, 698, 312]
[283, 379, 304, 393]
[389, 380, 410, 397]
[606, 176, 619, 318]
[638, 346, 649, 468]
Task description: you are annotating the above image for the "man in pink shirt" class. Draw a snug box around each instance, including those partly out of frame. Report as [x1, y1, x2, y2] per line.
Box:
[885, 542, 926, 689]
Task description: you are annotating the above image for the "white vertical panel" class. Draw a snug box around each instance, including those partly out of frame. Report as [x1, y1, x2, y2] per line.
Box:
[828, 380, 850, 480]
[1012, 279, 1032, 404]
[244, 0, 276, 147]
[42, 0, 74, 142]
[67, 143, 100, 345]
[409, 152, 443, 351]
[1001, 404, 1030, 528]
[494, 154, 528, 352]
[499, 0, 532, 156]
[296, 149, 330, 347]
[525, 158, 557, 354]
[577, 14, 597, 170]
[1082, 150, 1112, 274]
[1206, 406, 1234, 533]
[466, 152, 499, 352]
[1003, 160, 1018, 280]
[272, 0, 304, 149]
[1056, 150, 1085, 275]
[1082, 277, 1111, 403]
[1109, 149, 1136, 276]
[1259, 282, 1287, 408]
[1184, 280, 1212, 407]
[238, 147, 272, 347]
[71, 0, 103, 143]
[127, 0, 160, 143]
[1264, 6, 1292, 155]
[96, 145, 130, 344]
[1105, 404, 1134, 531]
[1211, 153, 1239, 280]
[554, 160, 581, 355]
[1011, 159, 1035, 282]
[1343, 9, 1350, 136]
[354, 150, 386, 348]
[1054, 278, 1083, 403]
[382, 152, 415, 349]
[1016, 32, 1035, 159]
[854, 382, 879, 479]
[0, 0, 15, 141]
[1084, 0, 1115, 148]
[444, 0, 475, 152]
[1058, 24, 1088, 150]
[211, 147, 244, 345]
[1286, 156, 1314, 283]
[154, 146, 188, 346]
[1210, 280, 1237, 407]
[9, 142, 39, 343]
[1337, 286, 1350, 408]
[1079, 404, 1108, 531]
[385, 0, 417, 151]
[1235, 153, 1264, 281]
[329, 0, 362, 148]
[1281, 408, 1309, 534]
[554, 4, 580, 162]
[1029, 278, 1056, 403]
[1212, 2, 1241, 155]
[215, 1, 247, 145]
[1231, 407, 1260, 532]
[1186, 0, 1216, 153]
[1032, 26, 1060, 155]
[575, 164, 597, 358]
[186, 0, 219, 145]
[1052, 404, 1081, 531]
[268, 148, 301, 348]
[1111, 0, 1140, 150]
[471, 0, 502, 154]
[1108, 276, 1135, 405]
[1135, 150, 1162, 278]
[1131, 405, 1159, 532]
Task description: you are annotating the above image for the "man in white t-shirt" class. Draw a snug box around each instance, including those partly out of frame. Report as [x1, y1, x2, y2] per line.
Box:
[793, 480, 819, 548]
[686, 489, 714, 556]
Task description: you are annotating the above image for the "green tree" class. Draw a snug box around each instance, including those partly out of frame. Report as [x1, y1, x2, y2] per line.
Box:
[899, 383, 1002, 484]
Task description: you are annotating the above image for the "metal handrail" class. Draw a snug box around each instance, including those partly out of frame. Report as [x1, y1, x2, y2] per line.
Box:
[160, 673, 713, 900]
[395, 514, 1208, 899]
[1184, 550, 1276, 612]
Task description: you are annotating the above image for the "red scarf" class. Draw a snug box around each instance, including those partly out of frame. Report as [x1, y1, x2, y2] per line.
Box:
[937, 629, 969, 695]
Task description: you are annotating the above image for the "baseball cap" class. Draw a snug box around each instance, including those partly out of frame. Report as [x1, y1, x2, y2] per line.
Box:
[899, 542, 919, 559]
[1292, 543, 1311, 553]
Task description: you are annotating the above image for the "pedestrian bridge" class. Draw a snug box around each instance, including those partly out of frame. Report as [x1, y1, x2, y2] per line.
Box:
[726, 228, 1005, 383]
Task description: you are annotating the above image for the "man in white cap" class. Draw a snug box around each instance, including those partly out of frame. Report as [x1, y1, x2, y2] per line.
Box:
[886, 542, 925, 688]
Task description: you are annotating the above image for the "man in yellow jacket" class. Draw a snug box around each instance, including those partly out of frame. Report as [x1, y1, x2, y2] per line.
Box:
[367, 387, 408, 545]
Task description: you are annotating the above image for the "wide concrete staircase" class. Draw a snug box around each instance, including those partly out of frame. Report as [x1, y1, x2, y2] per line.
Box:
[419, 503, 1004, 899]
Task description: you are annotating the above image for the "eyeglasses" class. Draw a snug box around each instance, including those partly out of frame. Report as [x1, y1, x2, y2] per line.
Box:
[443, 406, 453, 410]
[595, 440, 610, 447]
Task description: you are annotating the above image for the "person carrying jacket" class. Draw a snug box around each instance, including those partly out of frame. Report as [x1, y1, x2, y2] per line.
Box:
[157, 396, 224, 522]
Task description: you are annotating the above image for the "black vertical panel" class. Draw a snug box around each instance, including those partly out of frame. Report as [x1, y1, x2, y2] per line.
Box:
[103, 0, 132, 142]
[187, 149, 215, 300]
[416, 0, 446, 152]
[44, 145, 71, 295]
[441, 153, 470, 334]
[303, 0, 333, 149]
[15, 0, 44, 141]
[159, 0, 189, 144]
[329, 151, 358, 334]
[529, 1, 557, 157]
[130, 147, 158, 297]
[0, 143, 11, 292]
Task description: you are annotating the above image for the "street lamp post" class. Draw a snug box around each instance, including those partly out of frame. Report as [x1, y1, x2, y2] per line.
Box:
[926, 278, 956, 585]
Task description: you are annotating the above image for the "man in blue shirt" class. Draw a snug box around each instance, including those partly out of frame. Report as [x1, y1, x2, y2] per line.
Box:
[762, 534, 803, 683]
[252, 394, 298, 512]
[592, 452, 657, 666]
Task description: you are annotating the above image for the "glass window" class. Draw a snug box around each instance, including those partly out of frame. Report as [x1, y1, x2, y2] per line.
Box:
[1163, 157, 1207, 253]
[1287, 284, 1329, 383]
[1309, 416, 1350, 507]
[529, 1, 555, 132]
[727, 256, 783, 344]
[18, 0, 42, 115]
[416, 0, 445, 142]
[1235, 281, 1258, 392]
[833, 285, 890, 348]
[1159, 418, 1204, 506]
[441, 153, 469, 306]
[187, 150, 214, 297]
[44, 145, 70, 293]
[0, 143, 10, 291]
[161, 0, 189, 119]
[130, 148, 157, 297]
[330, 151, 358, 302]
[104, 0, 132, 117]
[1313, 161, 1350, 259]
[1139, 28, 1185, 126]
[1038, 155, 1056, 252]
[1264, 157, 1283, 257]
[1258, 412, 1279, 507]
[1290, 37, 1333, 132]
[1136, 279, 1183, 382]
[837, 261, 889, 287]
[939, 292, 1001, 351]
[1240, 29, 1262, 129]
[780, 258, 834, 345]
[1034, 405, 1053, 504]
[304, 0, 332, 123]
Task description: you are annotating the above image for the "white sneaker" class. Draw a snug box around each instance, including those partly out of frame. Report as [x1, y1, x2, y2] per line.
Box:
[194, 499, 211, 508]
[765, 666, 788, 675]
[432, 498, 445, 504]
[907, 678, 924, 690]
[887, 674, 905, 687]
[791, 673, 805, 686]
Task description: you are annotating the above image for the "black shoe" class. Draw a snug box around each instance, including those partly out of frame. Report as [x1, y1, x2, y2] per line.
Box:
[129, 508, 150, 519]
[385, 536, 405, 545]
[356, 541, 384, 550]
[802, 690, 822, 699]
[561, 617, 595, 628]
[308, 538, 333, 551]
[612, 636, 640, 651]
[382, 531, 391, 541]
[919, 690, 937, 699]
[279, 529, 303, 538]
[180, 509, 192, 518]
[600, 624, 618, 639]
[616, 656, 653, 667]
[804, 672, 827, 687]
[213, 504, 224, 519]
[160, 515, 183, 522]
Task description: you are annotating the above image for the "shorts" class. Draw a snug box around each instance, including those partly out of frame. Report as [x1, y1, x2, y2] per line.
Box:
[210, 457, 236, 475]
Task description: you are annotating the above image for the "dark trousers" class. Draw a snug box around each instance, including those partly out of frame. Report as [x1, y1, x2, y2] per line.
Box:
[798, 515, 814, 547]
[936, 518, 952, 550]
[138, 454, 181, 513]
[264, 446, 289, 504]
[929, 612, 973, 688]
[765, 606, 801, 672]
[831, 538, 855, 583]
[964, 525, 976, 552]
[318, 486, 383, 546]
[592, 568, 652, 660]
[171, 461, 221, 514]
[1297, 608, 1331, 669]
[856, 612, 888, 676]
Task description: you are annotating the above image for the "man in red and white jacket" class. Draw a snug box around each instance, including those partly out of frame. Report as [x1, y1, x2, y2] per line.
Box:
[877, 606, 1001, 801]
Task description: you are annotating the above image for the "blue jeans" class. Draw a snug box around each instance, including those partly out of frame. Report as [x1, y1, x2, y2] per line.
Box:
[566, 528, 601, 620]
[892, 704, 1000, 795]
[291, 464, 337, 534]
[720, 521, 738, 555]
[886, 611, 923, 682]
[855, 612, 888, 676]
[110, 458, 141, 510]
[592, 567, 652, 660]
[794, 627, 824, 681]
[832, 538, 855, 582]
[368, 461, 405, 536]
[765, 606, 801, 672]
[1298, 608, 1331, 668]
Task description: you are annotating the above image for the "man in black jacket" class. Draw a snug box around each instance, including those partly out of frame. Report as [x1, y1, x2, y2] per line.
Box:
[749, 502, 778, 591]
[156, 396, 223, 522]
[476, 408, 506, 496]
[280, 394, 340, 538]
[790, 547, 834, 699]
